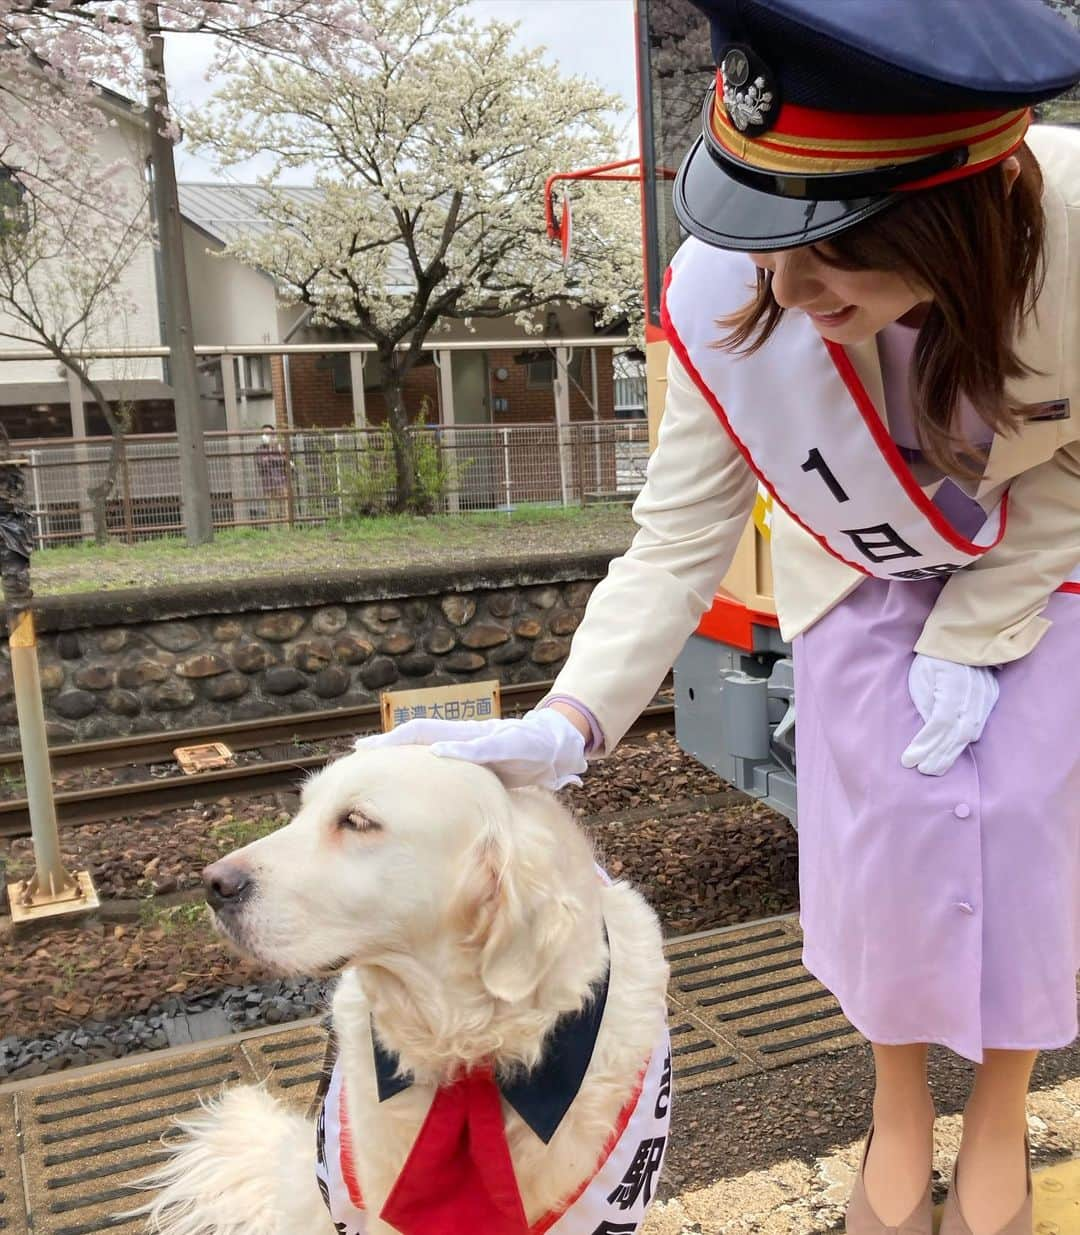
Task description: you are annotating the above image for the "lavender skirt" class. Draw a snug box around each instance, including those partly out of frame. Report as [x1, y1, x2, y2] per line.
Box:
[793, 579, 1080, 1062]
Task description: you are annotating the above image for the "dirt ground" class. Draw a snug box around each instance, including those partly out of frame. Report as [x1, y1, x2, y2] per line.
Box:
[0, 733, 798, 1039]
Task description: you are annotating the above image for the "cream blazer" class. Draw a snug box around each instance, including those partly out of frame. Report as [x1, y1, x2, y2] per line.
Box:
[545, 125, 1080, 755]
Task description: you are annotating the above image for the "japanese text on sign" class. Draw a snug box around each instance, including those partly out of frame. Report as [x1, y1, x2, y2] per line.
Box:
[380, 679, 502, 733]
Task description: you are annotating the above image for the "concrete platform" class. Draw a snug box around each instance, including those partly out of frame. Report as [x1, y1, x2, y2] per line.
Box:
[1, 917, 1076, 1233]
[644, 1077, 1080, 1233]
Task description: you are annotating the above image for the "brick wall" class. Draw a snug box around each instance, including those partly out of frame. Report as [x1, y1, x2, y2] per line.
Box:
[274, 354, 441, 429]
[269, 356, 289, 431]
[365, 363, 441, 425]
[487, 349, 615, 425]
[276, 347, 615, 430]
[275, 353, 356, 429]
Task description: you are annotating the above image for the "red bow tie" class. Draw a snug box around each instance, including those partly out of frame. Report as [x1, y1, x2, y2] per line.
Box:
[380, 1065, 529, 1235]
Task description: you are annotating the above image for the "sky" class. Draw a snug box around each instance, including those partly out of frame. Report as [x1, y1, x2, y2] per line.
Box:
[167, 0, 638, 184]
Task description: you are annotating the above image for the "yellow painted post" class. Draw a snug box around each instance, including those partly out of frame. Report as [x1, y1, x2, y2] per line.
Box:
[1, 452, 99, 928]
[9, 610, 75, 899]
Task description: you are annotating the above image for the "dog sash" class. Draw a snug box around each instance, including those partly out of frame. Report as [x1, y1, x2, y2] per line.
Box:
[314, 981, 672, 1235]
[662, 236, 1011, 583]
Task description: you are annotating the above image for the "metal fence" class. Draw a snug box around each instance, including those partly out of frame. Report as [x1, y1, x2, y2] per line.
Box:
[20, 422, 650, 546]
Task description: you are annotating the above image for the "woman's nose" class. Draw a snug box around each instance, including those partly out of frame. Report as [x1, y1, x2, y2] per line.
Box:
[769, 250, 821, 310]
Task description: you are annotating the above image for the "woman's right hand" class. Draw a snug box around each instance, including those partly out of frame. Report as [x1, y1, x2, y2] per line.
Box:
[353, 705, 589, 790]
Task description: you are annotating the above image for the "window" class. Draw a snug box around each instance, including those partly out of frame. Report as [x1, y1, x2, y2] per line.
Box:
[526, 351, 584, 388]
[0, 167, 28, 236]
[330, 354, 352, 394]
[241, 355, 271, 394]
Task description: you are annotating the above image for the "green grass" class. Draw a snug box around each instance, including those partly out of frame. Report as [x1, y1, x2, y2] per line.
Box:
[34, 505, 636, 597]
[0, 768, 25, 797]
[139, 899, 210, 934]
[2, 851, 32, 881]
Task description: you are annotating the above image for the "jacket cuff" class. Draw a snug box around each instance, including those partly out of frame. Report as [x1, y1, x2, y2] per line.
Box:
[537, 695, 606, 757]
[913, 614, 1052, 666]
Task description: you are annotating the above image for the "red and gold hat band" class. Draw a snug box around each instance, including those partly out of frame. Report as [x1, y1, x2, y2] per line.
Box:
[710, 70, 1030, 190]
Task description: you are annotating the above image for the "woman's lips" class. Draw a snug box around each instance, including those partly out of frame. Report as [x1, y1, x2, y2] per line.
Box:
[806, 304, 857, 327]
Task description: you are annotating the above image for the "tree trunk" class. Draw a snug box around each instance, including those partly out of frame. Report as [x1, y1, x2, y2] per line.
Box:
[380, 352, 417, 513]
[70, 365, 125, 545]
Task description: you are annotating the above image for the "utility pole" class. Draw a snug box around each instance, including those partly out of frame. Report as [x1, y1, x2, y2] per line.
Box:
[144, 5, 213, 545]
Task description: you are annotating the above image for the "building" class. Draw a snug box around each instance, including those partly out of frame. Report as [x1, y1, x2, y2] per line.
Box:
[0, 84, 173, 440]
[0, 85, 627, 443]
[176, 183, 622, 437]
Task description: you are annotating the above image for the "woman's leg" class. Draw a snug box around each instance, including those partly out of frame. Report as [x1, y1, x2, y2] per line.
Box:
[953, 1049, 1036, 1235]
[863, 1042, 936, 1222]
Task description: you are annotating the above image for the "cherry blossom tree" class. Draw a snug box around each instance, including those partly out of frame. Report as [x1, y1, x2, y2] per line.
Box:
[0, 0, 373, 543]
[0, 73, 152, 542]
[187, 0, 643, 511]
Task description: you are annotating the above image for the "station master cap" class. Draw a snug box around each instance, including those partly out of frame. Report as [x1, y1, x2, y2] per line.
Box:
[674, 0, 1080, 252]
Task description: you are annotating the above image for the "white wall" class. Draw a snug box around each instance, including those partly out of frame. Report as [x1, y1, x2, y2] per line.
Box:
[184, 225, 279, 348]
[184, 225, 280, 431]
[0, 102, 165, 395]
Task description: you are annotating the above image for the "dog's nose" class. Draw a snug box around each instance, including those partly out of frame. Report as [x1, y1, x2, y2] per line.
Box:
[203, 860, 254, 912]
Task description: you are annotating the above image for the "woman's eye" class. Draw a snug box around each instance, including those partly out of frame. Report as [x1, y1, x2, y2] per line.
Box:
[342, 811, 381, 833]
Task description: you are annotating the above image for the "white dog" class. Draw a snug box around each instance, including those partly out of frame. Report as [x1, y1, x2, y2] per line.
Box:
[141, 745, 671, 1235]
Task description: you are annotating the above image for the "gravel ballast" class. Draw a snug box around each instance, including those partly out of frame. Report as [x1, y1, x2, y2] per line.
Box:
[0, 733, 798, 1080]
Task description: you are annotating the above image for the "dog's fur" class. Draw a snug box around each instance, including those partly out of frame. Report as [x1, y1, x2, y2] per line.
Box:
[140, 746, 669, 1235]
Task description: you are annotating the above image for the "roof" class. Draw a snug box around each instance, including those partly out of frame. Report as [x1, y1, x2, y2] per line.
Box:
[175, 182, 615, 323]
[176, 182, 414, 287]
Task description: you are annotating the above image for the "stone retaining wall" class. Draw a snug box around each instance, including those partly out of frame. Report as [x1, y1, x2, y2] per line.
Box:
[0, 554, 613, 748]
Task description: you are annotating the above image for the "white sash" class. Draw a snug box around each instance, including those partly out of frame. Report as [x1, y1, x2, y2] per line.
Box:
[315, 1032, 672, 1235]
[537, 1031, 671, 1235]
[315, 1058, 369, 1235]
[662, 237, 1009, 583]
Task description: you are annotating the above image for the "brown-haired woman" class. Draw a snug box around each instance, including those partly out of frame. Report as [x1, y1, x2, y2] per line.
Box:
[360, 4, 1080, 1234]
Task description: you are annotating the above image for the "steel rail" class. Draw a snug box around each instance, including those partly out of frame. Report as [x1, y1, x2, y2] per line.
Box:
[0, 702, 674, 839]
[0, 681, 569, 777]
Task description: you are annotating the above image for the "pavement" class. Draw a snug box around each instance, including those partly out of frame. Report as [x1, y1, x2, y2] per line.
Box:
[2, 917, 1077, 1235]
[646, 1077, 1080, 1233]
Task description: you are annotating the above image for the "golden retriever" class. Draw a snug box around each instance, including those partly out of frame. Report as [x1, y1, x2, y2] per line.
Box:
[140, 746, 671, 1235]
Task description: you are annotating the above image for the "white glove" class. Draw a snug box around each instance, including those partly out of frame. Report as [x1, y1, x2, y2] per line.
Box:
[901, 654, 1000, 777]
[353, 707, 588, 790]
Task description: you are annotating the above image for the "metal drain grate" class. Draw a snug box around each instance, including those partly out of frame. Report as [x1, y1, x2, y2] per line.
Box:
[15, 1044, 256, 1235]
[664, 917, 861, 1091]
[0, 1092, 29, 1235]
[1, 915, 862, 1227]
[244, 1024, 330, 1106]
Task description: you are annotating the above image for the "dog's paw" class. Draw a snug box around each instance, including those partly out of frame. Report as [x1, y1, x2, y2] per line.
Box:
[131, 1086, 332, 1235]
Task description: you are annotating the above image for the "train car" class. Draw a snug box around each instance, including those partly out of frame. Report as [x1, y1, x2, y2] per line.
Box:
[636, 0, 797, 823]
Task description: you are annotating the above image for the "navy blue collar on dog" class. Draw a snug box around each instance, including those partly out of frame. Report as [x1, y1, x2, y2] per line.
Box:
[371, 928, 611, 1145]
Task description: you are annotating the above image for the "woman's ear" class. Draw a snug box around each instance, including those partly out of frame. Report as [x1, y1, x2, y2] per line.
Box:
[1002, 155, 1022, 195]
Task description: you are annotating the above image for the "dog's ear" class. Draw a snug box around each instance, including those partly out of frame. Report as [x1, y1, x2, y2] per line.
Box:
[455, 800, 582, 1003]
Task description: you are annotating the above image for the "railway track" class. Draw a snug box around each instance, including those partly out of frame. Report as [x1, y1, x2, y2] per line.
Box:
[0, 685, 674, 838]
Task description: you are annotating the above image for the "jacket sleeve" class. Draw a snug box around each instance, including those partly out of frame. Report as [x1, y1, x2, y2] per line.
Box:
[539, 351, 757, 754]
[915, 438, 1080, 664]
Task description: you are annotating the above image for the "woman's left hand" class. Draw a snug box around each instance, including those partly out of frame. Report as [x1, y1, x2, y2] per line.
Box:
[901, 654, 1000, 776]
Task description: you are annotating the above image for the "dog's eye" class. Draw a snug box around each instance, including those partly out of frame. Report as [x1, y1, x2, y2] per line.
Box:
[341, 811, 382, 834]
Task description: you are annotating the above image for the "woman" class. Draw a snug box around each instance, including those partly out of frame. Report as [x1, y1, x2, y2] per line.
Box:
[361, 3, 1080, 1233]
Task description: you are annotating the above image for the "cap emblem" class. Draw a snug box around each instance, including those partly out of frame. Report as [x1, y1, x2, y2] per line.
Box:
[721, 44, 777, 137]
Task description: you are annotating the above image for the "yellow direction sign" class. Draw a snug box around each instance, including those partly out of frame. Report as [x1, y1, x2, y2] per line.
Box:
[381, 679, 501, 732]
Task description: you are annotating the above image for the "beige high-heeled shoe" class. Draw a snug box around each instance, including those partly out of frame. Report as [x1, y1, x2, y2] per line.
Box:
[846, 1124, 934, 1235]
[939, 1136, 1032, 1235]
